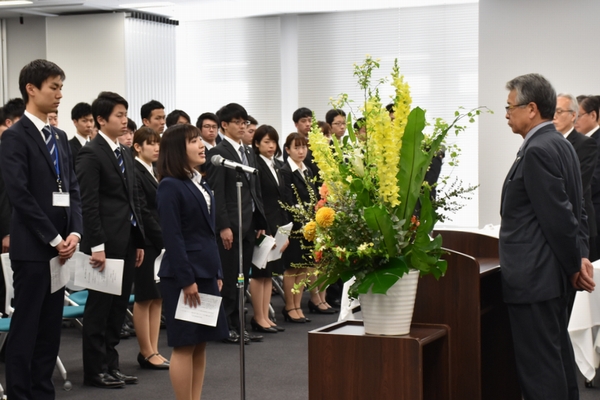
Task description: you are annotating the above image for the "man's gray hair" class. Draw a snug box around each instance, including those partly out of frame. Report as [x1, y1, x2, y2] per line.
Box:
[557, 93, 579, 118]
[506, 73, 556, 120]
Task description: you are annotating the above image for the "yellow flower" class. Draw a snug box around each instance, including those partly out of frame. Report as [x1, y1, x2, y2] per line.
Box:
[315, 207, 335, 228]
[303, 221, 317, 241]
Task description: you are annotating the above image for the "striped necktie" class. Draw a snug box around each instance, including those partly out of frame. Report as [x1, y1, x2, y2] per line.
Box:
[115, 147, 137, 226]
[42, 125, 57, 168]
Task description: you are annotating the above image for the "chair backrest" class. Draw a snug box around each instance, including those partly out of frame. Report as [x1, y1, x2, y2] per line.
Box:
[1, 253, 14, 316]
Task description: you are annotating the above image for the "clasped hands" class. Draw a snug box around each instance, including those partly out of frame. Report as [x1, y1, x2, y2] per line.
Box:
[571, 258, 596, 293]
[56, 234, 79, 265]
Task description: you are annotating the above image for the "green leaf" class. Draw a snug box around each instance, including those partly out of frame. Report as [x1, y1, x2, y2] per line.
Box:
[363, 205, 397, 257]
[355, 257, 410, 294]
[347, 113, 356, 143]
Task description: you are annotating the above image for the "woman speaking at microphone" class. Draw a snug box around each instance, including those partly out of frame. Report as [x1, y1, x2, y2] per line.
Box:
[156, 124, 227, 400]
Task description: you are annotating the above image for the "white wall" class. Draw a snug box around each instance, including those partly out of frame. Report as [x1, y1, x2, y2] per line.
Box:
[478, 0, 600, 227]
[46, 13, 126, 138]
[5, 17, 46, 99]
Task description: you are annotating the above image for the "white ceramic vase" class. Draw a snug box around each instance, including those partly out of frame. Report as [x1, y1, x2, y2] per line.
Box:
[358, 269, 419, 335]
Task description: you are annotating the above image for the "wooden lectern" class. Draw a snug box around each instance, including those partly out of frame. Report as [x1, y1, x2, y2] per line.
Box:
[413, 229, 521, 399]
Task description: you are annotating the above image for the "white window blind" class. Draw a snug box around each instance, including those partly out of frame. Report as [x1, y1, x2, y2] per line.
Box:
[125, 16, 177, 127]
[298, 4, 479, 227]
[176, 17, 281, 130]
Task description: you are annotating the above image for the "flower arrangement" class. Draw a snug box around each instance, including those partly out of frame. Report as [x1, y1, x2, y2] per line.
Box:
[301, 56, 483, 299]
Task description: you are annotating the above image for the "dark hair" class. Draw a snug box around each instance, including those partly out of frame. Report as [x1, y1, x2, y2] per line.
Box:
[353, 117, 366, 130]
[19, 59, 65, 104]
[505, 73, 556, 120]
[284, 132, 308, 149]
[157, 124, 202, 181]
[385, 103, 395, 114]
[140, 100, 164, 121]
[127, 118, 137, 132]
[580, 96, 600, 122]
[196, 112, 219, 129]
[71, 102, 92, 121]
[577, 95, 589, 104]
[325, 109, 346, 125]
[132, 126, 161, 157]
[253, 125, 282, 158]
[2, 98, 25, 122]
[247, 115, 258, 126]
[317, 120, 331, 136]
[91, 91, 129, 130]
[216, 103, 248, 129]
[166, 109, 191, 128]
[292, 107, 312, 123]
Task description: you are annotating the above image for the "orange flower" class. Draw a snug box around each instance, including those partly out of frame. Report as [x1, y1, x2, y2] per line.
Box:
[315, 199, 327, 211]
[303, 221, 317, 241]
[319, 183, 329, 200]
[315, 207, 335, 228]
[315, 250, 323, 262]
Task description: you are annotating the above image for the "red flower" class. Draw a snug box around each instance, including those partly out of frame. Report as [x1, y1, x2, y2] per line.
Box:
[315, 251, 323, 263]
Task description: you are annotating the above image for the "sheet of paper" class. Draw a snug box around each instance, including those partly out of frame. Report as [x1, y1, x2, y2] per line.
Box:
[174, 290, 222, 327]
[49, 256, 71, 293]
[74, 257, 124, 296]
[267, 222, 294, 262]
[154, 249, 165, 282]
[252, 235, 276, 269]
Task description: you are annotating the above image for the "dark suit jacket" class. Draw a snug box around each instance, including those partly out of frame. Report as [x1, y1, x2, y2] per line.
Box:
[69, 137, 83, 165]
[255, 156, 289, 235]
[205, 139, 267, 236]
[134, 161, 163, 250]
[0, 161, 11, 239]
[76, 134, 144, 258]
[156, 176, 223, 288]
[500, 123, 586, 304]
[566, 130, 598, 240]
[588, 129, 600, 236]
[0, 116, 82, 261]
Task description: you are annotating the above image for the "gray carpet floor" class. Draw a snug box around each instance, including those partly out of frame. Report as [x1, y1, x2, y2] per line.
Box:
[0, 292, 599, 399]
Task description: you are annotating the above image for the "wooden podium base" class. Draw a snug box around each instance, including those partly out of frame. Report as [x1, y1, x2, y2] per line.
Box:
[308, 320, 450, 400]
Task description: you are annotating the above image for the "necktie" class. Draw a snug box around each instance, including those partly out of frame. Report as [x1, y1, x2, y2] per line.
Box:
[114, 147, 125, 174]
[303, 169, 311, 181]
[115, 147, 137, 226]
[239, 145, 250, 180]
[42, 125, 57, 169]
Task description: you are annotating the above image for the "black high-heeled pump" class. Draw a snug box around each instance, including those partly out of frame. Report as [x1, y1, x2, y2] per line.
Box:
[282, 307, 306, 323]
[250, 317, 278, 333]
[308, 300, 336, 314]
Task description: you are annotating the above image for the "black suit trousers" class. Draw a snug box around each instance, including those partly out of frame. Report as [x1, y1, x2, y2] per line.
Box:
[506, 295, 578, 400]
[82, 238, 136, 376]
[217, 227, 256, 330]
[5, 260, 64, 400]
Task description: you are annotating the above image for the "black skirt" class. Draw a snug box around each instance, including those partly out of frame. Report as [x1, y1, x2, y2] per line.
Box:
[160, 276, 228, 347]
[134, 245, 161, 302]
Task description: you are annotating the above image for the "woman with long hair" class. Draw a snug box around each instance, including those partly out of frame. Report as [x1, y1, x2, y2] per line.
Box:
[156, 124, 228, 400]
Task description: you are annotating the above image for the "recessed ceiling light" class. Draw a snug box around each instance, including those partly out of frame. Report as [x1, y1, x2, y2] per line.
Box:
[119, 2, 174, 8]
[0, 1, 33, 6]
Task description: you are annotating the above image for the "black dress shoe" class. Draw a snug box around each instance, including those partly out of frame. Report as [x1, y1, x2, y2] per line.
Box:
[244, 330, 263, 342]
[109, 370, 138, 385]
[223, 329, 240, 344]
[250, 318, 278, 333]
[83, 373, 125, 389]
[137, 353, 170, 370]
[271, 324, 285, 332]
[282, 308, 306, 323]
[308, 300, 336, 314]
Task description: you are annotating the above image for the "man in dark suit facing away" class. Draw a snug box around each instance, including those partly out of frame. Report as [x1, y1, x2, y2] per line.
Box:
[68, 102, 94, 163]
[500, 74, 595, 400]
[77, 91, 145, 388]
[1, 59, 82, 400]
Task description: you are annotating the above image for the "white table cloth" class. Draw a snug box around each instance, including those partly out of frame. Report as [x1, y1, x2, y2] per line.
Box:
[568, 263, 600, 381]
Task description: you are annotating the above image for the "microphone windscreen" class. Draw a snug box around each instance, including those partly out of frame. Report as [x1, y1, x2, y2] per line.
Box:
[211, 154, 223, 166]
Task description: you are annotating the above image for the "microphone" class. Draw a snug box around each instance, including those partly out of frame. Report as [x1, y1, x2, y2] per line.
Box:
[211, 154, 258, 175]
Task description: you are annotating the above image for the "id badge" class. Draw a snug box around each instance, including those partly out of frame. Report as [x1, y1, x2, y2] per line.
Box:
[53, 192, 70, 207]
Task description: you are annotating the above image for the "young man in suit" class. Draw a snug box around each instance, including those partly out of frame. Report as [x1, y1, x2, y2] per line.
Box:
[77, 91, 145, 388]
[0, 97, 25, 138]
[141, 100, 166, 135]
[69, 102, 94, 162]
[205, 103, 267, 344]
[500, 74, 595, 400]
[1, 59, 82, 400]
[196, 112, 220, 150]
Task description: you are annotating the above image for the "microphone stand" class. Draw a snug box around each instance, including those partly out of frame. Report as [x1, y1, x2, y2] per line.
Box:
[236, 172, 246, 400]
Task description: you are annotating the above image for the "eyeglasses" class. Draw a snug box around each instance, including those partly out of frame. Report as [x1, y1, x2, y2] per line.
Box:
[202, 124, 218, 130]
[230, 119, 250, 127]
[332, 122, 346, 126]
[579, 112, 589, 118]
[555, 109, 574, 116]
[505, 104, 528, 113]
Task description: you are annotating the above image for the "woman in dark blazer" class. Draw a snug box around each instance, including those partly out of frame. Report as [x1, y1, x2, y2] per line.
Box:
[250, 125, 289, 333]
[156, 124, 227, 400]
[132, 127, 169, 369]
